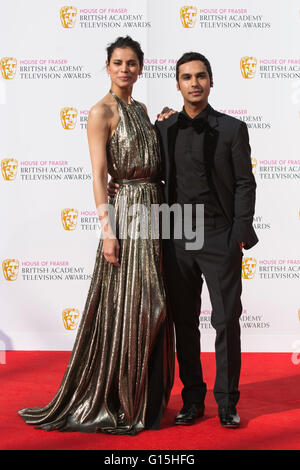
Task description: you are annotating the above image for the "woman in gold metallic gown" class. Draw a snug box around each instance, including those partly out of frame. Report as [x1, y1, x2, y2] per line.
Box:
[18, 37, 174, 435]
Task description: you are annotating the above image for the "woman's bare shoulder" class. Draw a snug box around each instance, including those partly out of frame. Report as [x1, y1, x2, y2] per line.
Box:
[88, 94, 118, 123]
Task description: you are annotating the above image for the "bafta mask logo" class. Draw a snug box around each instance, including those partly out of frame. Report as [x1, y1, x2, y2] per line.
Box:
[61, 208, 78, 231]
[240, 56, 257, 79]
[298, 309, 300, 322]
[62, 308, 80, 330]
[2, 259, 19, 281]
[60, 107, 78, 130]
[60, 6, 77, 28]
[251, 157, 257, 175]
[180, 6, 197, 28]
[242, 257, 257, 279]
[1, 158, 18, 180]
[0, 57, 17, 80]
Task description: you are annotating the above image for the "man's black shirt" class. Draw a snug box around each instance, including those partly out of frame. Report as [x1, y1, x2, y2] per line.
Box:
[173, 105, 223, 218]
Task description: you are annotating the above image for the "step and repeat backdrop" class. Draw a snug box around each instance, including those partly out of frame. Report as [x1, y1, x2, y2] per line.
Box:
[1, 0, 300, 352]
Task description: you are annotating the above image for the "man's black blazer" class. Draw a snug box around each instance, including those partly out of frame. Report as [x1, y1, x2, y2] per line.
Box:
[155, 104, 258, 250]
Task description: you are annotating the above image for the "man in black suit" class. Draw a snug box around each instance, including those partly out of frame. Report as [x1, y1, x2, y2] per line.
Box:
[155, 52, 258, 428]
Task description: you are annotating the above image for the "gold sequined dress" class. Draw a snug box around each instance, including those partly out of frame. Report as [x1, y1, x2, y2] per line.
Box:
[18, 91, 174, 435]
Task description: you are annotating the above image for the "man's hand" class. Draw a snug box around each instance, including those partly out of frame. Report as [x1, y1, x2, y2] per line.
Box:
[238, 241, 246, 251]
[107, 179, 120, 198]
[157, 107, 176, 121]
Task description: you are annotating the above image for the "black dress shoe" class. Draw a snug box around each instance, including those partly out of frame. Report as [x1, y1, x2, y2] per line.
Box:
[218, 406, 240, 428]
[174, 403, 205, 426]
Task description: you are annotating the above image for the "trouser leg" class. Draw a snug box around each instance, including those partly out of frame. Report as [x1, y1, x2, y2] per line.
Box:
[164, 241, 207, 405]
[196, 225, 243, 408]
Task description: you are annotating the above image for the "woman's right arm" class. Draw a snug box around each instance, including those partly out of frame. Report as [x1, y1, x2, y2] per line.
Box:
[87, 105, 120, 267]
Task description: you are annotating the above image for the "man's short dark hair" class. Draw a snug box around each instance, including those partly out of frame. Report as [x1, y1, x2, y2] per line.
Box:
[106, 36, 144, 66]
[176, 52, 213, 84]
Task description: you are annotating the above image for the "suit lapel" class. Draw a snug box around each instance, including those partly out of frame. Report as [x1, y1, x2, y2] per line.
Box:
[166, 118, 179, 203]
[204, 107, 231, 222]
[204, 107, 219, 173]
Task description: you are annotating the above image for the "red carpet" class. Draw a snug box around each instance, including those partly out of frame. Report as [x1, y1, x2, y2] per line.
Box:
[1, 352, 300, 450]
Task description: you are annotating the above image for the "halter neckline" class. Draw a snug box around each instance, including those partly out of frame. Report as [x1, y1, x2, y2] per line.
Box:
[109, 89, 135, 106]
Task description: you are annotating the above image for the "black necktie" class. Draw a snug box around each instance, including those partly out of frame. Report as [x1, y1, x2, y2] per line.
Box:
[177, 112, 207, 133]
